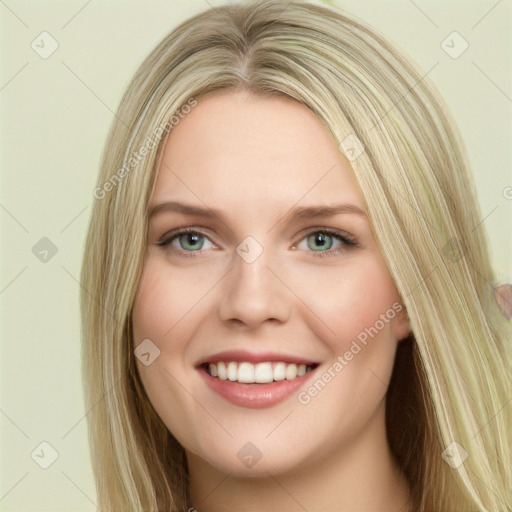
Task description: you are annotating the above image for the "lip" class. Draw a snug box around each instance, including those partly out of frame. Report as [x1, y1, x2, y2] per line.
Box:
[195, 349, 319, 366]
[198, 364, 319, 409]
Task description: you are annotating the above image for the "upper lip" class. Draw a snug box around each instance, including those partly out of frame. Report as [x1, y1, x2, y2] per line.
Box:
[195, 349, 320, 367]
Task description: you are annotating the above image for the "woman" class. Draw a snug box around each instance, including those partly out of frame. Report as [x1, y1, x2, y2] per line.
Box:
[80, 0, 512, 510]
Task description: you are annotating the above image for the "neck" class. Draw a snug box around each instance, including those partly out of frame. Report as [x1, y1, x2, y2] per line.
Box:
[187, 401, 411, 511]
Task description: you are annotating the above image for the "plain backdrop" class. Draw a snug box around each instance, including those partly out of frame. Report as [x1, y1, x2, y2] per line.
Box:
[1, 0, 510, 509]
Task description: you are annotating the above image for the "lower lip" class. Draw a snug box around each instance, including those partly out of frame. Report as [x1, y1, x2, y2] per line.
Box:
[198, 367, 317, 409]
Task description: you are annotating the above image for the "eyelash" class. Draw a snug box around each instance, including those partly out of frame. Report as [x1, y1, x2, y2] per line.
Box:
[156, 226, 358, 259]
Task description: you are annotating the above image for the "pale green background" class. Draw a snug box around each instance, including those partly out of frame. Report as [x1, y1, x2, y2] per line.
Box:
[1, 0, 510, 510]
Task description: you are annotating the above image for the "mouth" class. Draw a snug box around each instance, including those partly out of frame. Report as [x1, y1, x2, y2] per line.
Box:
[202, 361, 318, 384]
[196, 351, 320, 408]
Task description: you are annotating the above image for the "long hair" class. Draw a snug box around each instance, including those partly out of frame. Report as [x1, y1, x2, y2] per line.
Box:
[80, 1, 512, 510]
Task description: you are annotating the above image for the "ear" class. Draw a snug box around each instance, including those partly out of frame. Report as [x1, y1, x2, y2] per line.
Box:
[391, 303, 411, 342]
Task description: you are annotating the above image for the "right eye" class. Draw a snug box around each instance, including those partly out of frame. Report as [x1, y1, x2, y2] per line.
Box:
[157, 228, 216, 257]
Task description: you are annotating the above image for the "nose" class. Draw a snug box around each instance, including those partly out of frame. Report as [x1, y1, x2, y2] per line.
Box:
[217, 245, 291, 329]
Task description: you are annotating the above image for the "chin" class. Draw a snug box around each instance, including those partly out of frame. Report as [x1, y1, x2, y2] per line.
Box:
[189, 437, 313, 478]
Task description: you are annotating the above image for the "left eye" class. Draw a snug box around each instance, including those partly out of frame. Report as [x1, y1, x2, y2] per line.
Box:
[293, 229, 357, 255]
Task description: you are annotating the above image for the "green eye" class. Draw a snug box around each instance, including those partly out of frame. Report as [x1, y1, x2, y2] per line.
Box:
[177, 232, 205, 251]
[157, 227, 358, 258]
[294, 229, 357, 256]
[157, 229, 214, 254]
[306, 232, 334, 251]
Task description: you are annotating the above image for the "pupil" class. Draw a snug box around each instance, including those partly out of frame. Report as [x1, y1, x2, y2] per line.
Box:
[316, 233, 326, 247]
[310, 232, 332, 251]
[185, 233, 201, 248]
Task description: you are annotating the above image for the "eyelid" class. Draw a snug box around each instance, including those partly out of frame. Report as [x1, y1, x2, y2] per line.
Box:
[294, 225, 357, 246]
[156, 226, 219, 253]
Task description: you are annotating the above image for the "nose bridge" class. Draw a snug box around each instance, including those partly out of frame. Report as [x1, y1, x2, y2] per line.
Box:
[217, 236, 290, 327]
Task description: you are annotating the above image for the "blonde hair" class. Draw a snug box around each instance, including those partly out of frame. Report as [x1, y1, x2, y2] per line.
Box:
[80, 1, 512, 510]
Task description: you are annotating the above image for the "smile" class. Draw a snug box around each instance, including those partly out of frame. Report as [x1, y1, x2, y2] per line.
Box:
[196, 351, 320, 408]
[205, 361, 315, 383]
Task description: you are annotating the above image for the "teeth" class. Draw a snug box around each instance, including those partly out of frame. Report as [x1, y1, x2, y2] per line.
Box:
[205, 361, 314, 383]
[227, 362, 238, 381]
[238, 362, 255, 383]
[285, 363, 297, 380]
[273, 362, 286, 381]
[217, 361, 227, 380]
[254, 362, 273, 383]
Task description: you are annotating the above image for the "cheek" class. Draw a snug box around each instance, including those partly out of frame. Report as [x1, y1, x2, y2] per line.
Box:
[131, 259, 209, 418]
[132, 268, 179, 345]
[131, 261, 206, 443]
[291, 255, 403, 423]
[132, 258, 215, 347]
[286, 253, 402, 349]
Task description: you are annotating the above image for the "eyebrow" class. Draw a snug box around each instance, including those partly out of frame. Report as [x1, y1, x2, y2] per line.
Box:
[149, 201, 366, 223]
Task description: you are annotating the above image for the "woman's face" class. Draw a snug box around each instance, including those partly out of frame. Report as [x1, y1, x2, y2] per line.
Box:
[132, 90, 409, 476]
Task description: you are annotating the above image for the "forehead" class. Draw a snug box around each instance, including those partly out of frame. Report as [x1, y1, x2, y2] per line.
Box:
[152, 91, 364, 210]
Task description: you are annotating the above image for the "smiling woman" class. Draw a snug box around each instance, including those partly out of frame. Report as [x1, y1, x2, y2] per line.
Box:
[80, 1, 511, 511]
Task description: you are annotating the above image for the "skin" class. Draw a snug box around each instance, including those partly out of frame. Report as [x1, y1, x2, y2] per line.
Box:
[132, 90, 412, 511]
